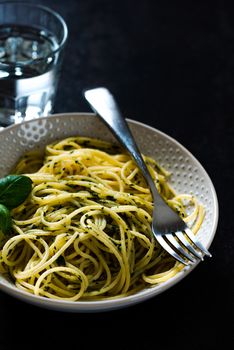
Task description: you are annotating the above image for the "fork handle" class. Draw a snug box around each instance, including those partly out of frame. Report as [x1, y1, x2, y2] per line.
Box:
[83, 87, 164, 205]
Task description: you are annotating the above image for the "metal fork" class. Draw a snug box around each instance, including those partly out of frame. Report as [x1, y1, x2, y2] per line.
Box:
[83, 87, 212, 265]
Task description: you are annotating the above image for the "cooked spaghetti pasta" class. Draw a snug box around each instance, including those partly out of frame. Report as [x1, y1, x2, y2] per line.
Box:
[0, 136, 204, 300]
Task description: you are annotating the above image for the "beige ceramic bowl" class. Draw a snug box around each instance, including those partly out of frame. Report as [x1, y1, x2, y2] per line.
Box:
[0, 113, 218, 312]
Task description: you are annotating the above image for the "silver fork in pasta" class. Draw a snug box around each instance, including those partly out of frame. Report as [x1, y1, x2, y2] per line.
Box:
[84, 87, 212, 265]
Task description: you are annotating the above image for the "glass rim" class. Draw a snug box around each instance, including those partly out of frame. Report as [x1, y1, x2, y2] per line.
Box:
[0, 1, 68, 68]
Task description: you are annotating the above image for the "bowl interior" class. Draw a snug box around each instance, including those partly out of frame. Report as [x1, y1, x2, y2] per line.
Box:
[0, 113, 218, 311]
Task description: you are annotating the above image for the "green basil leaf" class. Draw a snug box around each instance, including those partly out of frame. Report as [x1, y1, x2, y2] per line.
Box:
[0, 204, 12, 235]
[0, 175, 32, 209]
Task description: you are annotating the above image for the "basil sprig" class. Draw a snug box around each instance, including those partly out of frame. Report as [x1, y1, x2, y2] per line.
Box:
[0, 175, 32, 235]
[0, 204, 12, 235]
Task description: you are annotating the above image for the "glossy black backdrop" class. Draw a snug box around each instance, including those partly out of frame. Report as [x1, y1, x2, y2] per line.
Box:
[0, 1, 233, 349]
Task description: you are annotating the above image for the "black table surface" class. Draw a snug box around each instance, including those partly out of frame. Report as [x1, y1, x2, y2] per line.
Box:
[0, 1, 233, 349]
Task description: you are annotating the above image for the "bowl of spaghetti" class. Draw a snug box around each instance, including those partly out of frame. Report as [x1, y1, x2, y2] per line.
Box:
[0, 113, 218, 312]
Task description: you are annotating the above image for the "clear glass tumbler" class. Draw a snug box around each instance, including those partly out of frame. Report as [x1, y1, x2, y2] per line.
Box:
[0, 2, 68, 127]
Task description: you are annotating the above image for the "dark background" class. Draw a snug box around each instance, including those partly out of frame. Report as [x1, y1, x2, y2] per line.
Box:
[0, 0, 233, 349]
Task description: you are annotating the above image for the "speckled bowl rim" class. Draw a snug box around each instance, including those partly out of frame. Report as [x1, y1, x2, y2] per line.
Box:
[0, 113, 219, 312]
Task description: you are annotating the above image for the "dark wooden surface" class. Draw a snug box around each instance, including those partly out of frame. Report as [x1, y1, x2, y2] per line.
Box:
[0, 1, 233, 349]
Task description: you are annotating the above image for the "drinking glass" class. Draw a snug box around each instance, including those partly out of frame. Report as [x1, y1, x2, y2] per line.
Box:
[0, 2, 68, 127]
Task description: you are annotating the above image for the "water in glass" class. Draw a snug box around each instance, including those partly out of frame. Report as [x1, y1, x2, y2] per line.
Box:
[0, 24, 60, 126]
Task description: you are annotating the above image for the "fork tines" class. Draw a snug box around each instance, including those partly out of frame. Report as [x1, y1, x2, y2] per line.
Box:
[157, 228, 211, 265]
